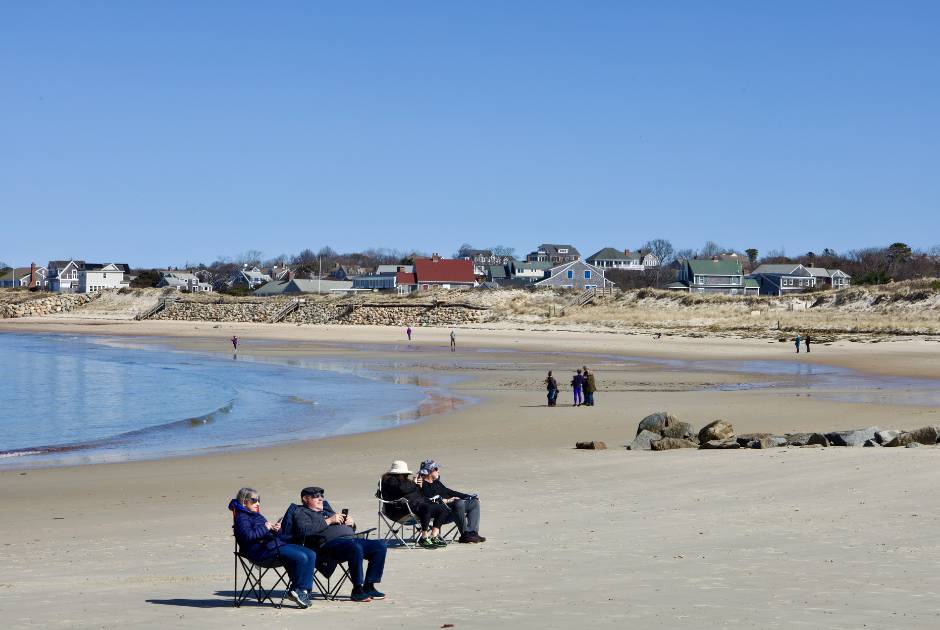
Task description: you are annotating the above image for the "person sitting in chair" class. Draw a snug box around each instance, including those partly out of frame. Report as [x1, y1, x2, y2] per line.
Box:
[228, 487, 316, 609]
[417, 459, 486, 543]
[381, 460, 450, 549]
[280, 486, 387, 603]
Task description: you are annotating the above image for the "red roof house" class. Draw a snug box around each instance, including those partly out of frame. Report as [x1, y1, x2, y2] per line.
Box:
[411, 255, 476, 291]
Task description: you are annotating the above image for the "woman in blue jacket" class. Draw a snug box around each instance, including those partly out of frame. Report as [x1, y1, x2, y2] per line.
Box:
[229, 487, 317, 608]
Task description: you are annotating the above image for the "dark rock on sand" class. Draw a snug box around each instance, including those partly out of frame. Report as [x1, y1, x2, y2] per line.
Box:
[636, 412, 678, 436]
[700, 439, 741, 449]
[875, 430, 902, 444]
[576, 441, 607, 450]
[698, 420, 734, 443]
[749, 436, 787, 449]
[786, 432, 829, 447]
[825, 427, 880, 447]
[863, 439, 881, 447]
[885, 426, 939, 447]
[651, 437, 698, 451]
[736, 433, 772, 447]
[630, 430, 662, 451]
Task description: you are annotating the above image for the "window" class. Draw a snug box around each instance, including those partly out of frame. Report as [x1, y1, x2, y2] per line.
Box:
[567, 270, 573, 279]
[558, 248, 568, 254]
[584, 270, 591, 279]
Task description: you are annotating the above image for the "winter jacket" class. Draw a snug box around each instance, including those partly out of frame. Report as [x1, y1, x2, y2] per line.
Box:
[420, 477, 471, 501]
[228, 499, 287, 563]
[570, 374, 583, 389]
[280, 501, 355, 549]
[381, 474, 430, 520]
[546, 376, 558, 391]
[583, 372, 597, 394]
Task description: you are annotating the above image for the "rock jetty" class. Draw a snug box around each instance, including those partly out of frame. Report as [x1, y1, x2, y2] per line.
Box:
[0, 293, 96, 318]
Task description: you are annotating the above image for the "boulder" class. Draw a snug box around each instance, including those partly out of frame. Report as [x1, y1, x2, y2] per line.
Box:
[699, 439, 741, 449]
[825, 427, 881, 447]
[736, 432, 773, 447]
[636, 412, 678, 437]
[629, 430, 662, 451]
[875, 430, 902, 445]
[575, 441, 607, 450]
[698, 420, 734, 443]
[906, 442, 922, 448]
[750, 436, 787, 449]
[786, 432, 829, 447]
[885, 426, 939, 447]
[661, 421, 696, 441]
[863, 439, 881, 447]
[651, 437, 698, 451]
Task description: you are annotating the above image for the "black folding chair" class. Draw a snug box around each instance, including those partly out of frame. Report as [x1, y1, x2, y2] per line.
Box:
[231, 510, 289, 608]
[309, 528, 377, 601]
[375, 481, 458, 548]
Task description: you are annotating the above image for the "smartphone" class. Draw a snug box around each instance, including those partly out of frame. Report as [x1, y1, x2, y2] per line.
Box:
[341, 508, 349, 518]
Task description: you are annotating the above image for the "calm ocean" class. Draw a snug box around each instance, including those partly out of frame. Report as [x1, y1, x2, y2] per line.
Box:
[0, 332, 431, 468]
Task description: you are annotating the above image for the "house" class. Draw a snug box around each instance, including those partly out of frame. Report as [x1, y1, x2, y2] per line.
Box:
[806, 267, 852, 289]
[263, 265, 293, 281]
[253, 279, 353, 296]
[511, 260, 553, 283]
[585, 248, 657, 271]
[352, 274, 398, 291]
[376, 264, 413, 275]
[749, 264, 817, 296]
[231, 267, 272, 290]
[668, 259, 759, 295]
[48, 260, 85, 293]
[80, 263, 131, 292]
[525, 244, 581, 264]
[156, 270, 213, 292]
[486, 264, 512, 283]
[0, 264, 49, 289]
[397, 255, 476, 293]
[535, 260, 613, 290]
[460, 250, 515, 276]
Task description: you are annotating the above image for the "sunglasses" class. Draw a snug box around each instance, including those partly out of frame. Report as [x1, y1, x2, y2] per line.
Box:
[248, 496, 261, 504]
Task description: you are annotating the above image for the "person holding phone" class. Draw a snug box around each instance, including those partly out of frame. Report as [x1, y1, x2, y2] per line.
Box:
[418, 460, 486, 543]
[280, 486, 387, 603]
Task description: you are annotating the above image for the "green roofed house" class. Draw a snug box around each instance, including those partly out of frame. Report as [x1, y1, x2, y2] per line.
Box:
[669, 259, 759, 295]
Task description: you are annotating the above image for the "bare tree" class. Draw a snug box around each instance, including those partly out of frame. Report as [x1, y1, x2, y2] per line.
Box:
[490, 245, 516, 258]
[699, 241, 724, 258]
[453, 243, 475, 259]
[236, 250, 263, 268]
[641, 239, 675, 265]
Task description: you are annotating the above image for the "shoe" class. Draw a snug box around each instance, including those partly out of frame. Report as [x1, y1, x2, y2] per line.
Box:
[364, 583, 386, 600]
[288, 588, 311, 609]
[350, 586, 373, 603]
[431, 536, 449, 547]
[469, 532, 486, 543]
[417, 537, 437, 549]
[458, 533, 474, 543]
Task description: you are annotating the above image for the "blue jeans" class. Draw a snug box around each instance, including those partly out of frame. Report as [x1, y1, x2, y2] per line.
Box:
[321, 538, 387, 586]
[277, 543, 316, 592]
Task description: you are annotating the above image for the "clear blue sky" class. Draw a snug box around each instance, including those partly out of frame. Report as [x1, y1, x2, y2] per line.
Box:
[2, 2, 938, 267]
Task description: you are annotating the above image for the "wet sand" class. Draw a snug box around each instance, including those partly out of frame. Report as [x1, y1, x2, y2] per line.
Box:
[1, 318, 939, 628]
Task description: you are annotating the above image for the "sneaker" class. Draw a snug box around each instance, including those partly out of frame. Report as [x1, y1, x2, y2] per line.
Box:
[364, 583, 386, 600]
[288, 588, 311, 609]
[432, 536, 449, 547]
[417, 537, 437, 549]
[350, 586, 373, 603]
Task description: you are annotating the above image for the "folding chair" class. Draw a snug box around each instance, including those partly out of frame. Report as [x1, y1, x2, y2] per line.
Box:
[375, 481, 459, 547]
[310, 528, 377, 601]
[231, 510, 290, 608]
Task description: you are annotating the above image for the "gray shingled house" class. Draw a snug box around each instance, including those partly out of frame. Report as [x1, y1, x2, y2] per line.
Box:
[668, 259, 759, 295]
[535, 259, 613, 289]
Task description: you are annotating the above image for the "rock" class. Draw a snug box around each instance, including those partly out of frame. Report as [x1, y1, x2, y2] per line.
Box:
[651, 437, 697, 451]
[575, 441, 606, 450]
[906, 442, 922, 448]
[736, 432, 773, 447]
[786, 432, 829, 447]
[698, 420, 734, 443]
[885, 426, 939, 447]
[636, 412, 678, 437]
[863, 439, 881, 447]
[699, 439, 740, 449]
[749, 436, 788, 449]
[661, 421, 696, 441]
[629, 430, 662, 451]
[874, 430, 902, 444]
[825, 427, 880, 447]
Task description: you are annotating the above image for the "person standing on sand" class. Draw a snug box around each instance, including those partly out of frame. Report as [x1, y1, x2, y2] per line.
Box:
[805, 334, 811, 353]
[582, 366, 597, 406]
[795, 334, 801, 353]
[545, 371, 558, 407]
[571, 369, 584, 406]
[450, 330, 456, 352]
[231, 335, 238, 351]
[406, 326, 412, 341]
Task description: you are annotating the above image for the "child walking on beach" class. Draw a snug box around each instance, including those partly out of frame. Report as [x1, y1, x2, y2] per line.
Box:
[571, 369, 584, 406]
[231, 335, 238, 351]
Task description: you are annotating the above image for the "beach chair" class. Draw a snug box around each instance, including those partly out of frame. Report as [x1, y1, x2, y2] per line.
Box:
[309, 528, 378, 601]
[375, 481, 459, 548]
[231, 510, 289, 608]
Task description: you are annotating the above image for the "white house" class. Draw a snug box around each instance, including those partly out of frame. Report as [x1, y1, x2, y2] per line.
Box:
[156, 270, 213, 292]
[79, 263, 131, 292]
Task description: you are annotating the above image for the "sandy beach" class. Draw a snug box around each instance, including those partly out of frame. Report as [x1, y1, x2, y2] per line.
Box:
[2, 318, 939, 629]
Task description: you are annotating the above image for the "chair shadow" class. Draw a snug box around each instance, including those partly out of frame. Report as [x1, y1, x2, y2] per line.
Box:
[147, 591, 253, 609]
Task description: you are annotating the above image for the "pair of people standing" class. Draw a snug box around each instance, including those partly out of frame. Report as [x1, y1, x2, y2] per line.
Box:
[545, 367, 596, 407]
[795, 334, 811, 353]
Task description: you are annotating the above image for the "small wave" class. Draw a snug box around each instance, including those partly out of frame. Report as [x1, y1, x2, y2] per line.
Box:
[0, 400, 236, 460]
[287, 395, 319, 406]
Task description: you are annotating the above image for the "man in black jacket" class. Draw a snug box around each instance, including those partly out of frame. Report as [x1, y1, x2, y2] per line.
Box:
[281, 486, 387, 602]
[417, 460, 486, 543]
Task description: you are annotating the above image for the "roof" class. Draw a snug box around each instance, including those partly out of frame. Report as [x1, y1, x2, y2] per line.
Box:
[488, 264, 510, 279]
[376, 264, 413, 275]
[515, 260, 553, 271]
[534, 244, 580, 256]
[413, 258, 475, 283]
[253, 280, 291, 296]
[587, 247, 631, 261]
[744, 278, 760, 288]
[257, 279, 354, 294]
[751, 264, 803, 275]
[0, 267, 43, 281]
[85, 262, 128, 272]
[396, 271, 417, 286]
[688, 259, 743, 276]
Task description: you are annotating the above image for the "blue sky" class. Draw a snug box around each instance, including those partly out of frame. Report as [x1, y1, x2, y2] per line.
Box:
[2, 2, 938, 267]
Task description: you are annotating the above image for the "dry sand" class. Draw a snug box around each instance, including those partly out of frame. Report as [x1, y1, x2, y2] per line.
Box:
[1, 318, 939, 629]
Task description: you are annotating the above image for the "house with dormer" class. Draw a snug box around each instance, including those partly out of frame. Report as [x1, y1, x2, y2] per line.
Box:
[525, 244, 581, 264]
[749, 264, 816, 296]
[668, 259, 759, 295]
[230, 267, 272, 290]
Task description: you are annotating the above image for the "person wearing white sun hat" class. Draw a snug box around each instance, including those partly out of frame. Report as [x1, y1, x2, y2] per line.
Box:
[381, 460, 450, 549]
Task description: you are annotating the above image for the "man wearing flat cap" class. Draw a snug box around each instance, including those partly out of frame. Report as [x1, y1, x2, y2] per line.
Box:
[281, 486, 387, 602]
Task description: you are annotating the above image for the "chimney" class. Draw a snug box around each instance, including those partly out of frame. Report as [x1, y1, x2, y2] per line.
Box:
[431, 253, 441, 262]
[287, 269, 294, 281]
[29, 262, 37, 288]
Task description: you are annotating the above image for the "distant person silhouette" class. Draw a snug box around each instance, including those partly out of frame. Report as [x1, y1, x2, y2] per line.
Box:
[406, 326, 412, 341]
[231, 335, 239, 351]
[450, 330, 456, 352]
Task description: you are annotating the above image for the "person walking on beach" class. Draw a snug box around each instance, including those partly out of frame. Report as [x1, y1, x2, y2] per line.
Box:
[231, 335, 238, 351]
[805, 334, 811, 353]
[545, 371, 558, 407]
[406, 326, 412, 341]
[450, 330, 456, 352]
[571, 369, 584, 406]
[582, 366, 597, 406]
[795, 334, 801, 353]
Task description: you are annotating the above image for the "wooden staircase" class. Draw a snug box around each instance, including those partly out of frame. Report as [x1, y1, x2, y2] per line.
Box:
[269, 298, 302, 323]
[135, 297, 175, 321]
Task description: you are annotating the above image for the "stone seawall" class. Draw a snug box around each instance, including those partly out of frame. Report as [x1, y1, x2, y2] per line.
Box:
[150, 299, 490, 326]
[0, 293, 97, 318]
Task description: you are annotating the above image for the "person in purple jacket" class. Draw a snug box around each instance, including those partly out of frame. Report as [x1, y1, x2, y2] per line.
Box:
[229, 487, 317, 609]
[571, 369, 584, 406]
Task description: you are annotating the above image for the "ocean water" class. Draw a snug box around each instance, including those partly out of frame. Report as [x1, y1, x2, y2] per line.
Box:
[0, 333, 433, 468]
